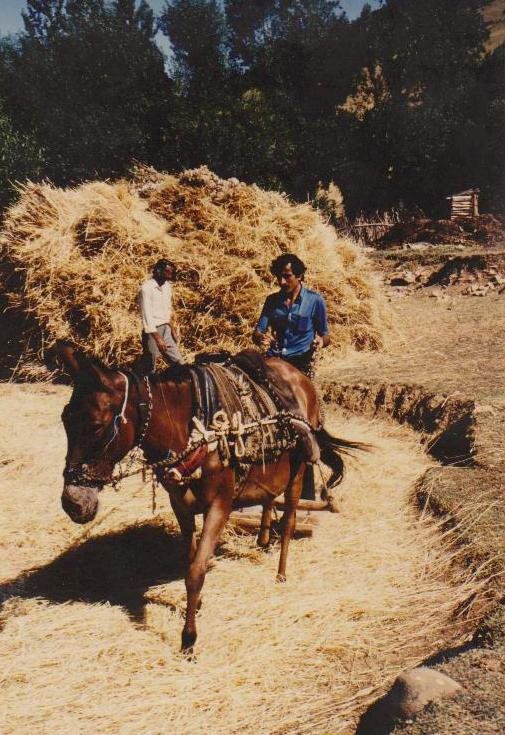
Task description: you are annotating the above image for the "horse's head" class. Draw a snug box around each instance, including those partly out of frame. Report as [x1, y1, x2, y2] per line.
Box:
[57, 342, 138, 524]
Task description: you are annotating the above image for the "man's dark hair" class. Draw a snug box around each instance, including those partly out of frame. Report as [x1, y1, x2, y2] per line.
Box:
[270, 253, 306, 278]
[153, 258, 177, 279]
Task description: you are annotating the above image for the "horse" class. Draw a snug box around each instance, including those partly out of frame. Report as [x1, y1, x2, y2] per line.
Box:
[57, 341, 358, 654]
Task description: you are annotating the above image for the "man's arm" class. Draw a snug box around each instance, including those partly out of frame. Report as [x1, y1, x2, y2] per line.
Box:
[139, 284, 170, 357]
[313, 294, 330, 350]
[313, 333, 330, 349]
[252, 296, 275, 349]
[139, 284, 158, 333]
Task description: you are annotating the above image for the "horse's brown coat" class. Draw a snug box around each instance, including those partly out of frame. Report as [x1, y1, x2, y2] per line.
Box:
[57, 343, 349, 653]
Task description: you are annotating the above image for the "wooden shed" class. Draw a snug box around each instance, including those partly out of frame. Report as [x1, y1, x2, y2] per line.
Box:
[446, 188, 480, 220]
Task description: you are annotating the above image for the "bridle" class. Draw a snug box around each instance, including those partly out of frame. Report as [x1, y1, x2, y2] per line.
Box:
[63, 370, 153, 488]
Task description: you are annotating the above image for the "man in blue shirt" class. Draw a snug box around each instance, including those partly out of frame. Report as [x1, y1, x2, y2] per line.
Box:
[253, 253, 330, 375]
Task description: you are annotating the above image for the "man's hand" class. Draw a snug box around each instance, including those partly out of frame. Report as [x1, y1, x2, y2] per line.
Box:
[313, 334, 329, 350]
[171, 323, 180, 344]
[153, 332, 169, 356]
[253, 329, 274, 350]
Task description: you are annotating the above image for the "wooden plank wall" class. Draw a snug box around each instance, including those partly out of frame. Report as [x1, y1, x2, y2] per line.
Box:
[449, 192, 479, 220]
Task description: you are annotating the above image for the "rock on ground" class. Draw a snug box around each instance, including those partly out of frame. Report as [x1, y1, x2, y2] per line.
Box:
[386, 667, 462, 719]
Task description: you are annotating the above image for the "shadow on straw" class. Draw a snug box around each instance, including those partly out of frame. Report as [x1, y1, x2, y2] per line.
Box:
[0, 521, 186, 623]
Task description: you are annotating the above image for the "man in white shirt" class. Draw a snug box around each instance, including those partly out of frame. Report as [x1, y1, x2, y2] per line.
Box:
[138, 259, 182, 369]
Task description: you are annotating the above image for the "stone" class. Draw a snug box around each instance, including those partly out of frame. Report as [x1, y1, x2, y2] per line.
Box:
[403, 270, 416, 283]
[385, 666, 463, 720]
[406, 241, 430, 250]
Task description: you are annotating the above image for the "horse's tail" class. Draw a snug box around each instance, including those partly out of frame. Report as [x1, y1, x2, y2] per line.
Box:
[315, 427, 369, 489]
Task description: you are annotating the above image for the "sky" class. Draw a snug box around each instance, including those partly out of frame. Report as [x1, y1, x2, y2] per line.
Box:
[0, 0, 381, 38]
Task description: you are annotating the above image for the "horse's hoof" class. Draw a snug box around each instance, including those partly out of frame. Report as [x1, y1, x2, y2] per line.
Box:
[181, 629, 197, 655]
[326, 496, 339, 513]
[257, 539, 271, 551]
[181, 648, 197, 663]
[276, 573, 287, 583]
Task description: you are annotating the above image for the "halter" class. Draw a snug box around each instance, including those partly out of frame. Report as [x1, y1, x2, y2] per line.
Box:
[63, 370, 153, 488]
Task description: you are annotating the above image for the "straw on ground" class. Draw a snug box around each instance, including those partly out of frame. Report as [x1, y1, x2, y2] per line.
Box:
[0, 384, 491, 735]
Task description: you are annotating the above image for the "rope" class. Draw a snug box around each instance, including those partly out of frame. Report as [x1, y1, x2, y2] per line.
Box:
[117, 371, 130, 424]
[108, 409, 307, 487]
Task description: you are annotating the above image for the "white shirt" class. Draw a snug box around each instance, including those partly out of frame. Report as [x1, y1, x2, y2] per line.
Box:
[138, 278, 173, 333]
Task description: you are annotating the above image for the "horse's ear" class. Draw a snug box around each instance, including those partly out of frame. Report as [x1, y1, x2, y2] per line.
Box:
[55, 340, 82, 378]
[56, 340, 114, 391]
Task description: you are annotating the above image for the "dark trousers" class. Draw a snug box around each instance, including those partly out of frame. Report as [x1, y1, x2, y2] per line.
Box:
[282, 349, 317, 499]
[282, 349, 314, 377]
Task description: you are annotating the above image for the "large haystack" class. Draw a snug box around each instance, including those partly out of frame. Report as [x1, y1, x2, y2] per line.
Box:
[0, 166, 388, 366]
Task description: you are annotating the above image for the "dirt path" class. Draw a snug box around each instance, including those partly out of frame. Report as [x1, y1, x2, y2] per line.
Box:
[0, 385, 487, 735]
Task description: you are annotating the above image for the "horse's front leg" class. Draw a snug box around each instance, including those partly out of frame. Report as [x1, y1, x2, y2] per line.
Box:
[257, 500, 273, 549]
[181, 476, 234, 655]
[167, 488, 197, 567]
[276, 458, 304, 583]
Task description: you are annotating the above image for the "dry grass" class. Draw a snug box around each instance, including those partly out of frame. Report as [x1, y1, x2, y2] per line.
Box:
[0, 384, 493, 735]
[340, 209, 402, 248]
[0, 166, 390, 368]
[319, 293, 505, 405]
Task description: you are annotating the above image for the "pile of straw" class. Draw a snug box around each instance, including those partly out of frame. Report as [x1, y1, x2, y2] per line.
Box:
[0, 166, 388, 366]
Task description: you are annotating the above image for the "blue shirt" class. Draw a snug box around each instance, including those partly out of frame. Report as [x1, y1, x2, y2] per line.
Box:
[256, 285, 329, 357]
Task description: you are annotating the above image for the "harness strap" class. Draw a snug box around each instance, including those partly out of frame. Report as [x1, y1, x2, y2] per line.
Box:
[117, 371, 129, 424]
[119, 368, 152, 449]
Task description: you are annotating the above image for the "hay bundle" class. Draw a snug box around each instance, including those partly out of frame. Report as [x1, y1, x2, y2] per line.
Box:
[1, 166, 388, 365]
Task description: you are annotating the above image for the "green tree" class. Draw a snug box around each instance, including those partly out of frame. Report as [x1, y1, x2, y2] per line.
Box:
[158, 0, 234, 170]
[339, 0, 491, 213]
[159, 1, 358, 195]
[0, 0, 176, 183]
[21, 0, 67, 41]
[224, 1, 354, 197]
[0, 99, 44, 207]
[461, 41, 505, 213]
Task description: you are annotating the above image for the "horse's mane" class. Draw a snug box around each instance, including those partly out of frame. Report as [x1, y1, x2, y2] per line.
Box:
[149, 363, 193, 385]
